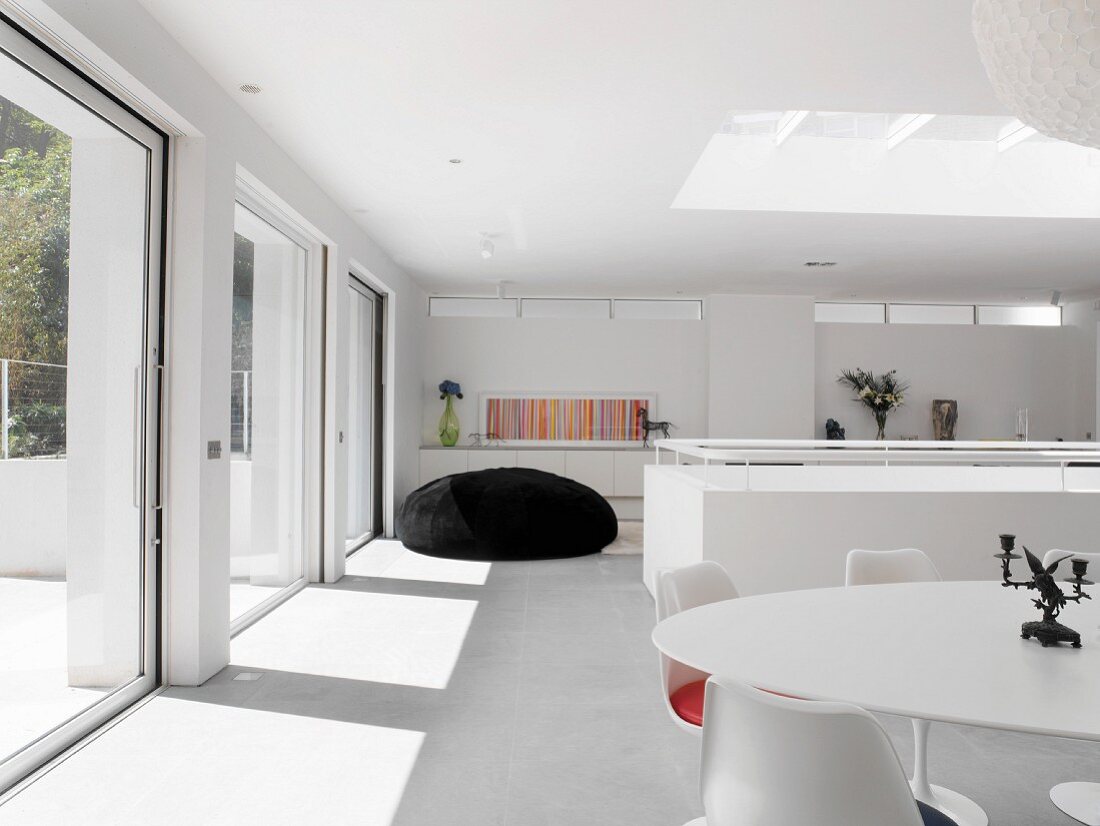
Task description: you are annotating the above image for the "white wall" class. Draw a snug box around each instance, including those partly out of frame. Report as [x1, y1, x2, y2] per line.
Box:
[421, 316, 707, 445]
[1061, 298, 1099, 441]
[706, 295, 816, 438]
[0, 461, 66, 577]
[24, 0, 425, 684]
[815, 321, 1089, 441]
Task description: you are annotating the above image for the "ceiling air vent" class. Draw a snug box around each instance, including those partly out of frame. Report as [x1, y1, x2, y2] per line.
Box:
[239, 83, 263, 95]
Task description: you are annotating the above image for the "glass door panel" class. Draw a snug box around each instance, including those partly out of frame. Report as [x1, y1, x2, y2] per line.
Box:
[229, 203, 308, 625]
[346, 280, 383, 551]
[0, 21, 162, 787]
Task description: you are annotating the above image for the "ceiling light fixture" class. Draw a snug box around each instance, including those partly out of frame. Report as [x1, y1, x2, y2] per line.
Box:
[449, 158, 462, 164]
[239, 83, 263, 94]
[479, 234, 495, 260]
[973, 0, 1100, 151]
[775, 110, 811, 146]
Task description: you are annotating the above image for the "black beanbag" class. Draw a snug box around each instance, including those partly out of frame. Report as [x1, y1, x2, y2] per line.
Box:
[396, 467, 618, 561]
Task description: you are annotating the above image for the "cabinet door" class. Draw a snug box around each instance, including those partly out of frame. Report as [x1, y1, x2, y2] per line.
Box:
[419, 450, 468, 485]
[467, 450, 518, 472]
[564, 451, 615, 495]
[514, 450, 566, 476]
[613, 451, 656, 497]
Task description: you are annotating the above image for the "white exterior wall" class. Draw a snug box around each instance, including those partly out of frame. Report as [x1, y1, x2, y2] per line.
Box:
[0, 461, 66, 577]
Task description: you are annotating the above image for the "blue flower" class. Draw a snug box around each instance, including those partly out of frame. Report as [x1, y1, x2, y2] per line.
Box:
[438, 380, 463, 399]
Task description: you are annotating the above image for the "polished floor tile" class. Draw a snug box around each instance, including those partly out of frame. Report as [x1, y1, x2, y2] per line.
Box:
[2, 549, 1097, 825]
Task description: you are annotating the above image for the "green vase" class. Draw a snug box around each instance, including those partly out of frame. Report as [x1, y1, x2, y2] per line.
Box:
[438, 395, 460, 447]
[874, 411, 888, 440]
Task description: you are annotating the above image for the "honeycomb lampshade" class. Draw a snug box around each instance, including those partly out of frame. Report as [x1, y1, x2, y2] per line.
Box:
[972, 0, 1100, 150]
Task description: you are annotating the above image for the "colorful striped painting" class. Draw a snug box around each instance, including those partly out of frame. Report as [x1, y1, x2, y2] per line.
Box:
[484, 396, 649, 442]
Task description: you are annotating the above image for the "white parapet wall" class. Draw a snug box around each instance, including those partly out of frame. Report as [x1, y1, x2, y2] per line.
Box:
[0, 459, 67, 577]
[644, 439, 1100, 597]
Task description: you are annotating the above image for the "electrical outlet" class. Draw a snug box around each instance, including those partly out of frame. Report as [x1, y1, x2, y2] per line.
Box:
[207, 440, 222, 460]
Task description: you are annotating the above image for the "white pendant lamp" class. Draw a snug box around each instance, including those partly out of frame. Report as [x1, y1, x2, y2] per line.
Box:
[972, 0, 1100, 150]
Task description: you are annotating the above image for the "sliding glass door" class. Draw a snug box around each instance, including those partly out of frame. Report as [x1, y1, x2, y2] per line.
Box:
[0, 21, 163, 789]
[346, 278, 384, 552]
[228, 202, 310, 626]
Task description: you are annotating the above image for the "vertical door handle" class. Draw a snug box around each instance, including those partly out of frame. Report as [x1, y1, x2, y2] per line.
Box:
[133, 366, 142, 509]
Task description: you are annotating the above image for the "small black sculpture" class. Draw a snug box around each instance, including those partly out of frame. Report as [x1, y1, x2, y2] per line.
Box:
[825, 418, 846, 440]
[636, 408, 674, 447]
[995, 534, 1093, 648]
[468, 432, 504, 447]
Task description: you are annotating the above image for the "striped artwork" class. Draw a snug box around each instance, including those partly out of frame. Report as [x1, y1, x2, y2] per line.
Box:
[484, 396, 649, 442]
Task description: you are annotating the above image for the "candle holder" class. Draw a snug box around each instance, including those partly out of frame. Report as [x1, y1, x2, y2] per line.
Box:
[995, 534, 1092, 648]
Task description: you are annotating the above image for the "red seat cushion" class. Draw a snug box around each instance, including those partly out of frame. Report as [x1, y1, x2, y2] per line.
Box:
[670, 679, 707, 727]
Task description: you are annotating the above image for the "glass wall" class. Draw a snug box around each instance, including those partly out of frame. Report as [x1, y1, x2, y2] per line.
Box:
[229, 203, 309, 625]
[346, 279, 383, 550]
[0, 23, 163, 787]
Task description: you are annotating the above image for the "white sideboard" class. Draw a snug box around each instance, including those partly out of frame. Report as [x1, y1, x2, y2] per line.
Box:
[419, 447, 655, 516]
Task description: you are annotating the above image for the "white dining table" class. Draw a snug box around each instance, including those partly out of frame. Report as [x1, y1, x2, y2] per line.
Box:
[652, 581, 1100, 826]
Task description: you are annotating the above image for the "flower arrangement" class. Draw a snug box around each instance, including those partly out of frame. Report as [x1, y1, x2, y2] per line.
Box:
[837, 368, 909, 440]
[438, 380, 463, 400]
[437, 380, 463, 446]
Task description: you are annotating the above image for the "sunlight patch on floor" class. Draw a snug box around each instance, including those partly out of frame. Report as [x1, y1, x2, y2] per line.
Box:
[347, 539, 491, 586]
[230, 587, 478, 689]
[0, 695, 425, 826]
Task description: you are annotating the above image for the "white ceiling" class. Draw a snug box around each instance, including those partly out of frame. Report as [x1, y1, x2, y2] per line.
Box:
[136, 0, 1100, 302]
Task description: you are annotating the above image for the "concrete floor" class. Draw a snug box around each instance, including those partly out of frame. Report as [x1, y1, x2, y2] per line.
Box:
[2, 548, 1098, 824]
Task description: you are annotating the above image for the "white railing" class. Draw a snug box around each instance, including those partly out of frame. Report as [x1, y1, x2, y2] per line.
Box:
[0, 358, 67, 460]
[654, 438, 1100, 468]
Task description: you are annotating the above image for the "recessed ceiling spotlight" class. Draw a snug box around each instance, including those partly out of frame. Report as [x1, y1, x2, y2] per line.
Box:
[479, 233, 495, 260]
[804, 261, 837, 267]
[449, 158, 463, 164]
[239, 83, 263, 94]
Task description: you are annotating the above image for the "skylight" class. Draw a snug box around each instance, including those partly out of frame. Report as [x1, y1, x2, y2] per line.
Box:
[675, 110, 1100, 218]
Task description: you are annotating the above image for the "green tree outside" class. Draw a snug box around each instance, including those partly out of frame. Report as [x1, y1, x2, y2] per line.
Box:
[0, 94, 71, 457]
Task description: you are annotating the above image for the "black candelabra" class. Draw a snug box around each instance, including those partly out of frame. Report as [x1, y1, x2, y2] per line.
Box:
[995, 534, 1092, 648]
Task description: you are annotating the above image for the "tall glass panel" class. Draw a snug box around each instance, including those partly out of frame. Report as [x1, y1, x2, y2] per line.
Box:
[229, 203, 308, 624]
[0, 33, 159, 777]
[346, 281, 382, 550]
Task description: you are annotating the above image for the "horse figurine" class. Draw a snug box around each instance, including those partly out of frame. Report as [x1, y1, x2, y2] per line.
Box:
[636, 408, 673, 447]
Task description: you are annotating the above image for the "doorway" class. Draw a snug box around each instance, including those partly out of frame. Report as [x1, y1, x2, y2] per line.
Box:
[228, 198, 323, 630]
[346, 277, 384, 553]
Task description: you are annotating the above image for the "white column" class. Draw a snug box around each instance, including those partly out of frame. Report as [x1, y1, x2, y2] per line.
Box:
[164, 139, 232, 685]
[248, 241, 304, 586]
[65, 135, 146, 687]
